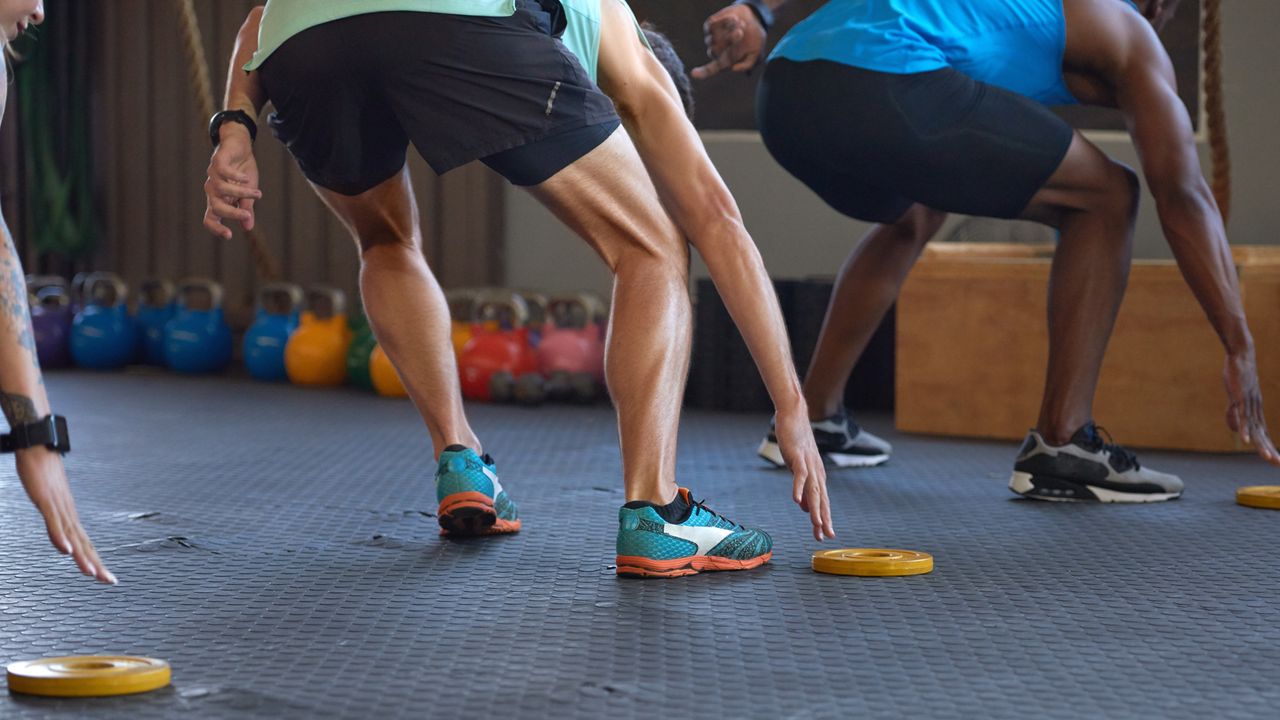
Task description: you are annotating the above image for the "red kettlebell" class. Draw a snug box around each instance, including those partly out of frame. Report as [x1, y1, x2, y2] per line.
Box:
[458, 291, 539, 402]
[519, 291, 550, 348]
[537, 293, 605, 383]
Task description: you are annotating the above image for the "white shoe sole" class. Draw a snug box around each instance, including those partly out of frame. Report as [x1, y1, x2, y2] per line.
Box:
[757, 439, 889, 469]
[1009, 471, 1181, 503]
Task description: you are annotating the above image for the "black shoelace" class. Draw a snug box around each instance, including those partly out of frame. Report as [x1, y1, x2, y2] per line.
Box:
[690, 495, 740, 529]
[1091, 425, 1140, 472]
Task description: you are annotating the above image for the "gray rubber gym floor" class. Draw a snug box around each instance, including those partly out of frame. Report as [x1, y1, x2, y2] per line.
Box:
[1, 372, 1277, 719]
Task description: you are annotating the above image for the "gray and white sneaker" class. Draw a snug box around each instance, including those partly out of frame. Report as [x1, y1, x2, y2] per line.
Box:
[758, 408, 892, 469]
[1009, 423, 1183, 503]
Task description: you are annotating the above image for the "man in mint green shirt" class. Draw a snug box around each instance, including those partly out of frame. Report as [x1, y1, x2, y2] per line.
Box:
[203, 0, 835, 577]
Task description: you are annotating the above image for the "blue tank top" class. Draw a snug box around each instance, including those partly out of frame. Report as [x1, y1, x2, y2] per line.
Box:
[770, 0, 1082, 105]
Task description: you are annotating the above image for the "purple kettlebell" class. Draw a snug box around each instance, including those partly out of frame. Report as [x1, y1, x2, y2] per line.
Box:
[31, 285, 73, 368]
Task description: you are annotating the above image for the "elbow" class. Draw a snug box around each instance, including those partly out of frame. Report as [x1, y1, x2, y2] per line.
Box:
[684, 208, 750, 254]
[612, 94, 647, 130]
[1151, 176, 1216, 218]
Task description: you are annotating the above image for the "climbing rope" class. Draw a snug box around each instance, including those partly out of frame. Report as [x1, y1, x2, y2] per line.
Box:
[176, 0, 282, 280]
[1202, 0, 1230, 225]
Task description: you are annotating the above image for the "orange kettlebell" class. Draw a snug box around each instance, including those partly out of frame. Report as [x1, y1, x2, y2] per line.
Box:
[458, 291, 539, 401]
[447, 288, 480, 358]
[369, 344, 408, 398]
[284, 286, 352, 386]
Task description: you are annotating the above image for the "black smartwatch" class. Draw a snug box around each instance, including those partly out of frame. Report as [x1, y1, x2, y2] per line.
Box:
[1, 415, 70, 454]
[734, 0, 774, 32]
[209, 109, 258, 149]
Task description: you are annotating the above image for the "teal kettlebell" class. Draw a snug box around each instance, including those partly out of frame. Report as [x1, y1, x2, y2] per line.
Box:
[164, 278, 232, 374]
[70, 272, 136, 370]
[244, 282, 304, 381]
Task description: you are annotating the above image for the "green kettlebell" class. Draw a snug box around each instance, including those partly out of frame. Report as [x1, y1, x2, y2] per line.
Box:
[346, 311, 377, 391]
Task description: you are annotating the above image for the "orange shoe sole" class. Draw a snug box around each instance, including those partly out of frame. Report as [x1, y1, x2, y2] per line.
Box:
[438, 491, 521, 536]
[615, 552, 772, 578]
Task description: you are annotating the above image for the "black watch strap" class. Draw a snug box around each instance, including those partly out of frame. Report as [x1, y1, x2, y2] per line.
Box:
[209, 109, 258, 148]
[734, 0, 774, 32]
[1, 415, 70, 454]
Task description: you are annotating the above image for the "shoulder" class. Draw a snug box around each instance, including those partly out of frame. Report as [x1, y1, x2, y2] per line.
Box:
[1062, 0, 1170, 82]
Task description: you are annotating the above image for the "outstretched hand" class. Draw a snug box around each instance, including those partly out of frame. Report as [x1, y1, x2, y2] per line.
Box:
[203, 127, 262, 240]
[1224, 351, 1280, 466]
[691, 4, 768, 80]
[18, 449, 116, 584]
[774, 408, 835, 541]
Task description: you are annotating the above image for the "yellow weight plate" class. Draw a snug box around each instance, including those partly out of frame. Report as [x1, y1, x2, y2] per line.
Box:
[812, 548, 933, 577]
[7, 656, 171, 698]
[1237, 486, 1280, 510]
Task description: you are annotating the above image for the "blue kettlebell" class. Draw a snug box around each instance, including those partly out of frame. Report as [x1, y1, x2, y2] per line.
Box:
[164, 278, 232, 374]
[134, 278, 176, 366]
[70, 272, 136, 370]
[243, 282, 303, 381]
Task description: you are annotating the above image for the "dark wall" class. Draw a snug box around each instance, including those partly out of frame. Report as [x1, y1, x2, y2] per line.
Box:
[1, 0, 505, 319]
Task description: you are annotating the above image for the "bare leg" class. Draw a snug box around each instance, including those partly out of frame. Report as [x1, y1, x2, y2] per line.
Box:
[801, 204, 947, 420]
[311, 166, 480, 457]
[1018, 133, 1140, 444]
[526, 129, 691, 505]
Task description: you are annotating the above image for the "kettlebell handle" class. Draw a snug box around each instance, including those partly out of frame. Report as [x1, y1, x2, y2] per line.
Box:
[578, 292, 607, 323]
[83, 272, 129, 308]
[33, 285, 70, 310]
[25, 275, 66, 295]
[472, 290, 530, 328]
[175, 277, 225, 309]
[137, 278, 176, 308]
[258, 282, 304, 313]
[519, 291, 549, 327]
[445, 288, 481, 320]
[548, 293, 606, 330]
[305, 286, 347, 319]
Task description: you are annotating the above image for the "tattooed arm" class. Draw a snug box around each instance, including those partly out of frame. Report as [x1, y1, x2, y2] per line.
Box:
[0, 210, 116, 584]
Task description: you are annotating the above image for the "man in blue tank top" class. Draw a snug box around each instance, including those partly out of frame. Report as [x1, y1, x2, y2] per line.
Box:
[698, 0, 1279, 502]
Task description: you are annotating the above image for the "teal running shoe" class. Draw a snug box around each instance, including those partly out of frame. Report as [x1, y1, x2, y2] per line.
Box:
[615, 488, 772, 578]
[436, 445, 520, 536]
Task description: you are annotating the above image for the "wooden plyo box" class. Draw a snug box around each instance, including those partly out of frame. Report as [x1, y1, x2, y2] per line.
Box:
[895, 243, 1280, 452]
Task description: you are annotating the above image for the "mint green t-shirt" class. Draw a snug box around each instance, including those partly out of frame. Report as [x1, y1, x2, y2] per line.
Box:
[246, 0, 516, 71]
[247, 0, 646, 82]
[560, 0, 648, 84]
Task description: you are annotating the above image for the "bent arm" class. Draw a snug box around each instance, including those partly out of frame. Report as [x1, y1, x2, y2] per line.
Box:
[223, 6, 267, 134]
[1118, 41, 1251, 355]
[597, 0, 804, 415]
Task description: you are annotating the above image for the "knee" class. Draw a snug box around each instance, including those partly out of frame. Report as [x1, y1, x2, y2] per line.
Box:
[612, 229, 691, 286]
[356, 226, 420, 261]
[1098, 161, 1141, 224]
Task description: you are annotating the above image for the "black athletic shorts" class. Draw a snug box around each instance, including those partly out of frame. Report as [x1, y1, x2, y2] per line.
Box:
[757, 59, 1074, 224]
[258, 0, 620, 194]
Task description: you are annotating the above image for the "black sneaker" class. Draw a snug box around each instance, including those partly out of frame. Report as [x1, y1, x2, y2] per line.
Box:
[1009, 423, 1183, 503]
[757, 408, 892, 469]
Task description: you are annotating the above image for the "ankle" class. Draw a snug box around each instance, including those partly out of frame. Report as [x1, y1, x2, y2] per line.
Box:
[623, 487, 689, 523]
[436, 437, 482, 459]
[1036, 422, 1085, 446]
[1036, 408, 1092, 446]
[802, 392, 841, 422]
[625, 483, 678, 506]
